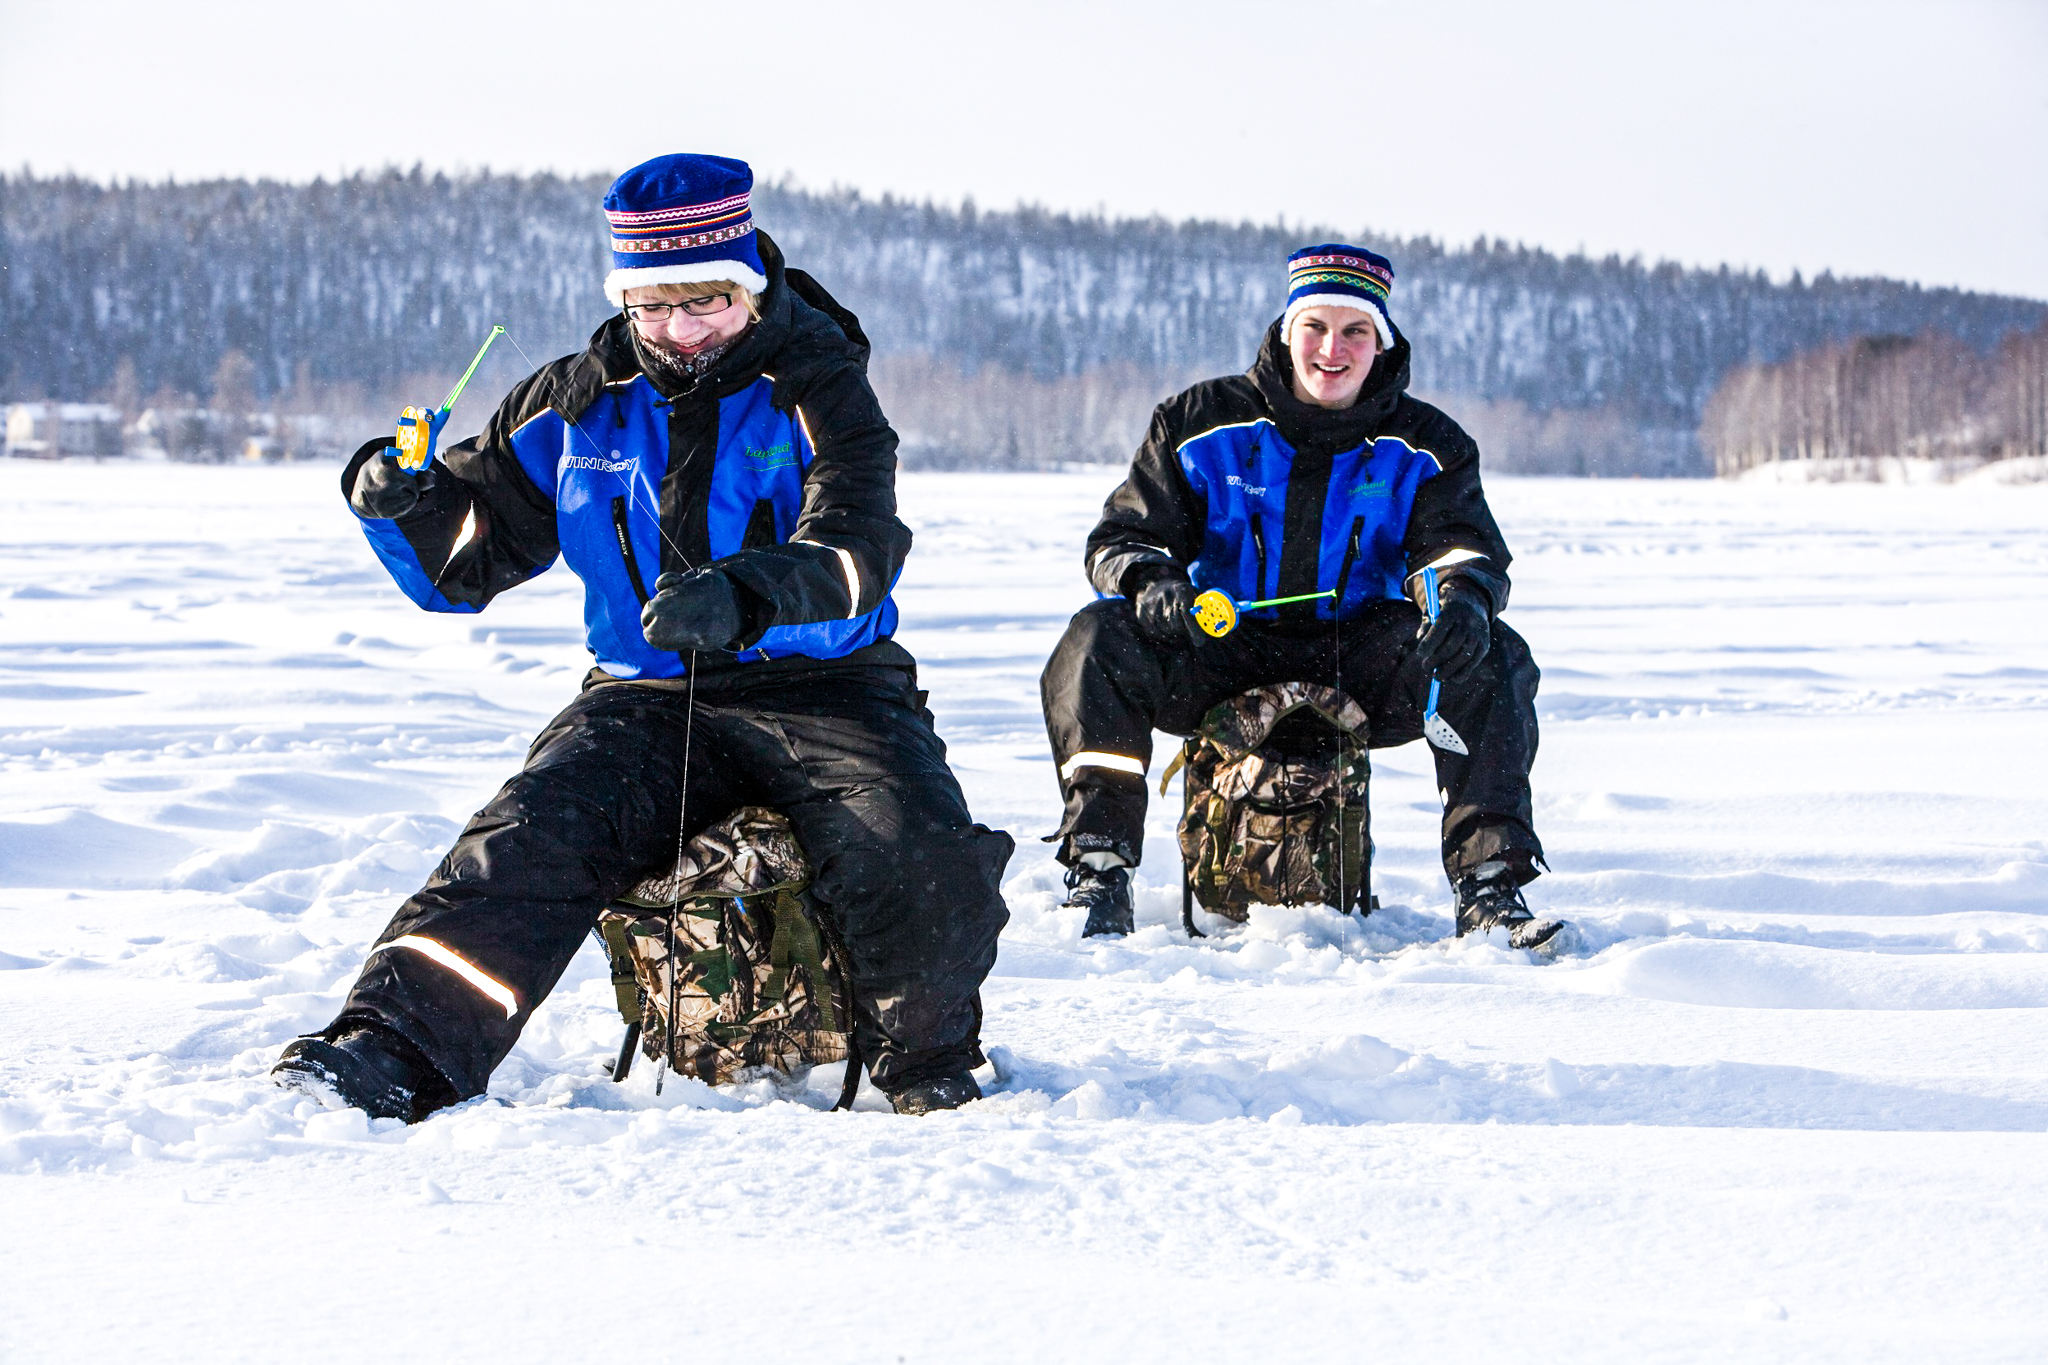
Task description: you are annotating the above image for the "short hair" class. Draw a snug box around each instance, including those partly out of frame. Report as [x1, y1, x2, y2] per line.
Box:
[639, 279, 761, 322]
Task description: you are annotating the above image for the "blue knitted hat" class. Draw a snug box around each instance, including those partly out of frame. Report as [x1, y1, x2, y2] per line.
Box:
[1282, 243, 1395, 348]
[602, 153, 768, 307]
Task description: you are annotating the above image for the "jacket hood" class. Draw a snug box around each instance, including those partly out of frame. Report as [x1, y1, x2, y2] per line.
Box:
[1249, 317, 1412, 454]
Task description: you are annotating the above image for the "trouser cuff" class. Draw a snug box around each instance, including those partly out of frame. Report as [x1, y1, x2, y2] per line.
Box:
[1444, 817, 1545, 884]
[1045, 769, 1148, 869]
[1046, 829, 1141, 869]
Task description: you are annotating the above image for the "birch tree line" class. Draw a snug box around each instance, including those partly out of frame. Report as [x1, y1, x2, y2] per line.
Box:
[1700, 321, 2048, 476]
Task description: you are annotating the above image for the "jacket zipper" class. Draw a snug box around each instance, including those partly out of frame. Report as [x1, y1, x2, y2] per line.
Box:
[610, 496, 651, 606]
[1250, 518, 1269, 608]
[1332, 516, 1365, 610]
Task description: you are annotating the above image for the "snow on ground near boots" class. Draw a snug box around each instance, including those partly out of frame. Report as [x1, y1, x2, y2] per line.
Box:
[2, 463, 2045, 1362]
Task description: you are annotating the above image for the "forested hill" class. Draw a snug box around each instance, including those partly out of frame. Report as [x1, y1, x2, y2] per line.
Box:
[764, 190, 2043, 426]
[3, 169, 2042, 468]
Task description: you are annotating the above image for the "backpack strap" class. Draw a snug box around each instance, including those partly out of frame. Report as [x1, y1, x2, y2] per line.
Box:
[1159, 745, 1189, 797]
[597, 916, 643, 1023]
[597, 915, 645, 1081]
[804, 898, 866, 1111]
[1176, 739, 1206, 939]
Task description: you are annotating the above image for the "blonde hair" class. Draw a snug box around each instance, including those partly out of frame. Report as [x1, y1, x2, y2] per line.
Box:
[640, 279, 761, 322]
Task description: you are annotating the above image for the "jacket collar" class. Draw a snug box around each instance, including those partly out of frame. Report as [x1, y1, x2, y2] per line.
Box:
[1249, 318, 1411, 455]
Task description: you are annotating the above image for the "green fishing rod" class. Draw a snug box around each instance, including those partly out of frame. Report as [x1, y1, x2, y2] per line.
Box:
[1189, 587, 1337, 638]
[393, 325, 507, 473]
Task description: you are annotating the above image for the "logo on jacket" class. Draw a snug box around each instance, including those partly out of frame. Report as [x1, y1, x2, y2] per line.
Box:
[1349, 478, 1392, 500]
[566, 450, 635, 473]
[1225, 474, 1269, 496]
[744, 440, 799, 471]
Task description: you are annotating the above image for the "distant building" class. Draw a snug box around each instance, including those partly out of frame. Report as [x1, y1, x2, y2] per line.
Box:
[4, 402, 354, 462]
[4, 402, 125, 458]
[277, 413, 346, 460]
[130, 408, 227, 461]
[125, 408, 348, 462]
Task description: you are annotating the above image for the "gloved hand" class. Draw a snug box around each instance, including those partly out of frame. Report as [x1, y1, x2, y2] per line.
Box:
[642, 568, 749, 652]
[1128, 565, 1198, 646]
[350, 450, 436, 520]
[1415, 578, 1493, 683]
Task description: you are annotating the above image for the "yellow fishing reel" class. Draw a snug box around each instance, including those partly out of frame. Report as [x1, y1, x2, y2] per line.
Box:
[1190, 590, 1239, 638]
[1187, 587, 1337, 639]
[393, 405, 440, 472]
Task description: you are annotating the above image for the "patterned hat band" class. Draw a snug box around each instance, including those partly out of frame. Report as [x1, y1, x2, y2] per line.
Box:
[610, 221, 756, 255]
[1289, 266, 1391, 304]
[1288, 252, 1392, 280]
[606, 189, 751, 229]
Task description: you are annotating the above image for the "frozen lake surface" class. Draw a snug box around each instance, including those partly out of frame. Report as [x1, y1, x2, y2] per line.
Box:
[2, 462, 2045, 1361]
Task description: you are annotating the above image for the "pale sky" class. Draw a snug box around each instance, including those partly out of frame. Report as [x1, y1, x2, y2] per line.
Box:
[3, 0, 2044, 300]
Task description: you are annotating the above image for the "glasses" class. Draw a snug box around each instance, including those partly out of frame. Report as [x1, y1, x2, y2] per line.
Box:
[625, 293, 733, 323]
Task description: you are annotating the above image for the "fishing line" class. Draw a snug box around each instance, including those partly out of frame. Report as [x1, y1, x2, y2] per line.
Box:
[655, 653, 697, 1098]
[1334, 582, 1346, 918]
[496, 328, 704, 1094]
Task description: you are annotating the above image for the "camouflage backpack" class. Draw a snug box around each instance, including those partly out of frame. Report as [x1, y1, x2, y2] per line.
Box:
[1161, 681, 1373, 929]
[595, 806, 858, 1106]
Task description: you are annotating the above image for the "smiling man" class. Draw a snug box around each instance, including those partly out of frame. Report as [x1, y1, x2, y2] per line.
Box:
[1040, 244, 1556, 946]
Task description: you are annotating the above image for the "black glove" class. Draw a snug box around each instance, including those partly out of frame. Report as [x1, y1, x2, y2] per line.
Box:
[642, 568, 749, 652]
[1415, 579, 1492, 684]
[1129, 565, 1198, 646]
[350, 449, 435, 519]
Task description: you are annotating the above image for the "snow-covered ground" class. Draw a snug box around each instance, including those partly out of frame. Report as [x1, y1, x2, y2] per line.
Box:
[3, 461, 2045, 1362]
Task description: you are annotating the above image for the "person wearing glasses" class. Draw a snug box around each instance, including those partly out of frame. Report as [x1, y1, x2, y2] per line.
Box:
[275, 153, 1011, 1122]
[1041, 245, 1557, 949]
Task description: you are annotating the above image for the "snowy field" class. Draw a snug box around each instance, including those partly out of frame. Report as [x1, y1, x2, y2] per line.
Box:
[3, 460, 2046, 1362]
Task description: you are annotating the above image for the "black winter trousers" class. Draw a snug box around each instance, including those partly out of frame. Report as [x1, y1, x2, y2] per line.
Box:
[1040, 597, 1544, 882]
[332, 673, 1012, 1099]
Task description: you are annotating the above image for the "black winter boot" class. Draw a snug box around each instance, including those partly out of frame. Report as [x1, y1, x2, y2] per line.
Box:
[272, 1026, 455, 1123]
[1453, 860, 1565, 952]
[888, 1071, 982, 1115]
[1063, 862, 1134, 938]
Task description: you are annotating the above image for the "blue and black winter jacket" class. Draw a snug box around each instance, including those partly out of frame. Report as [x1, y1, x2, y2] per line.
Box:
[1085, 321, 1513, 628]
[342, 234, 914, 685]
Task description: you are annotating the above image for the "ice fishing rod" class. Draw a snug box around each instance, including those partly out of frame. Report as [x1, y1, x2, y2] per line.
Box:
[1419, 567, 1470, 756]
[1189, 588, 1336, 639]
[393, 325, 508, 474]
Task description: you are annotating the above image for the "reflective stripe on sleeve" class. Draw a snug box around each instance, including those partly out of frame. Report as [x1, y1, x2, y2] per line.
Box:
[796, 539, 862, 617]
[1059, 750, 1147, 781]
[375, 935, 519, 1019]
[1425, 548, 1488, 570]
[1406, 549, 1489, 585]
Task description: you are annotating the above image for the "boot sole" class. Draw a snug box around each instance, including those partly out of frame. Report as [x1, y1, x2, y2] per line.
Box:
[1455, 917, 1575, 956]
[271, 1039, 415, 1120]
[272, 1057, 351, 1111]
[888, 1075, 983, 1115]
[1512, 919, 1576, 956]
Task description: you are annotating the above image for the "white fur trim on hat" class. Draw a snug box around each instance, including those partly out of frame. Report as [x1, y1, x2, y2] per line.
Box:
[1283, 294, 1393, 349]
[605, 259, 769, 308]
